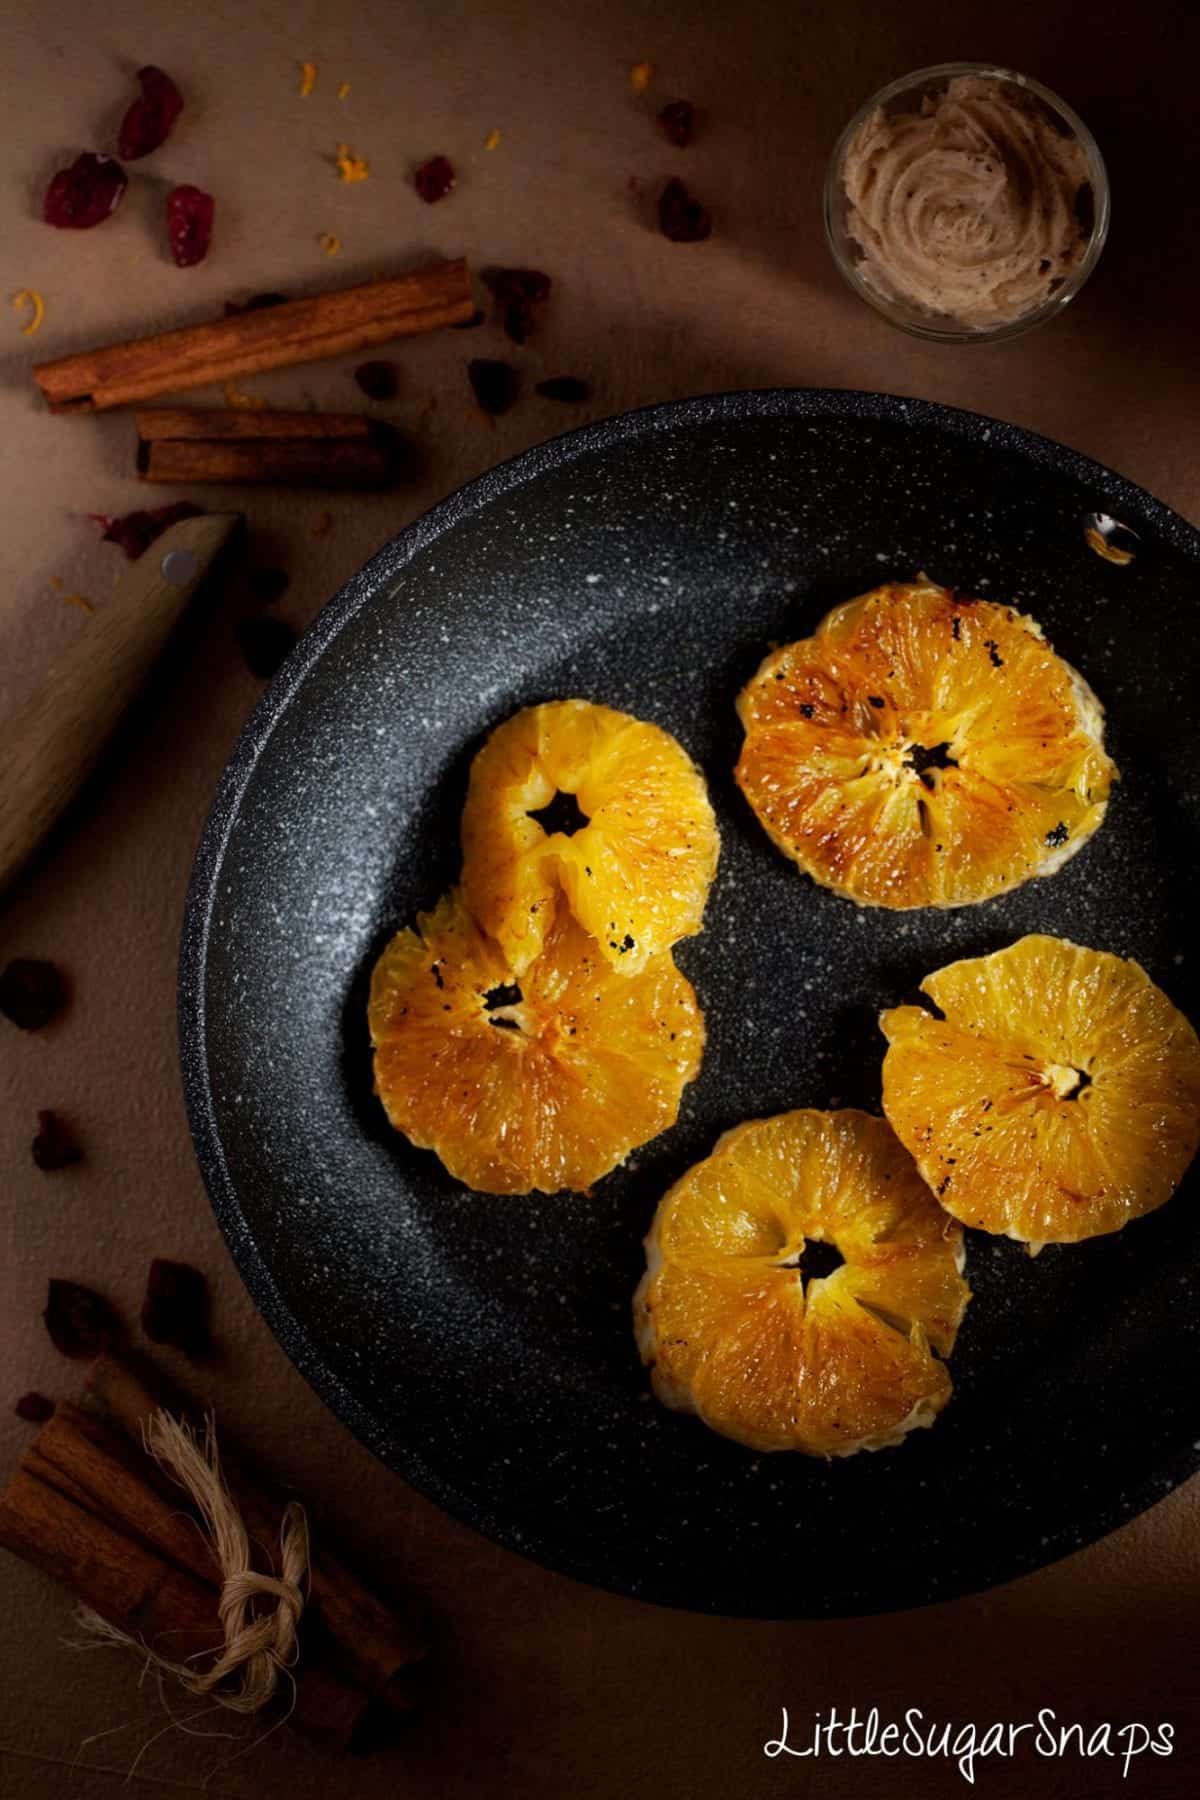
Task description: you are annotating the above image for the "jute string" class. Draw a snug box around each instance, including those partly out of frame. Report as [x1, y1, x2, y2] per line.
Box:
[77, 1410, 310, 1714]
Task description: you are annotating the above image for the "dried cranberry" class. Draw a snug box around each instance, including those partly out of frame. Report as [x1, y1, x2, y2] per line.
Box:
[1, 959, 68, 1031]
[414, 155, 455, 203]
[118, 66, 184, 161]
[658, 177, 711, 242]
[90, 500, 204, 560]
[32, 1111, 83, 1172]
[15, 1391, 55, 1424]
[535, 377, 592, 404]
[481, 268, 551, 344]
[43, 153, 127, 229]
[658, 101, 695, 147]
[354, 360, 399, 401]
[248, 567, 290, 605]
[166, 184, 214, 267]
[468, 359, 519, 416]
[238, 617, 297, 679]
[224, 292, 287, 317]
[43, 1280, 121, 1359]
[141, 1259, 212, 1359]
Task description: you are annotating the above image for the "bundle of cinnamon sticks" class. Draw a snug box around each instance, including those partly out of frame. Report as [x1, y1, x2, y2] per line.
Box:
[0, 1353, 428, 1750]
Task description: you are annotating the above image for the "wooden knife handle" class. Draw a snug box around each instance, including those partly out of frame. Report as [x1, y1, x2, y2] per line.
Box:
[0, 513, 242, 900]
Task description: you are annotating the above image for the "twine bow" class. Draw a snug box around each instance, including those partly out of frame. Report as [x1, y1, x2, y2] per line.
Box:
[78, 1411, 310, 1714]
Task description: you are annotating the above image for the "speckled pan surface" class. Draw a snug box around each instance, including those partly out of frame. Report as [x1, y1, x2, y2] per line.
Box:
[180, 390, 1200, 1618]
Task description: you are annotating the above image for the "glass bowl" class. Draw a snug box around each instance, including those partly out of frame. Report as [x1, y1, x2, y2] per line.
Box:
[823, 62, 1110, 343]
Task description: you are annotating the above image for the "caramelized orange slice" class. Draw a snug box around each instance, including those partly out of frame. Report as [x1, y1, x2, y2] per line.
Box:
[735, 580, 1116, 908]
[460, 699, 718, 976]
[881, 934, 1200, 1244]
[635, 1109, 968, 1455]
[370, 890, 704, 1194]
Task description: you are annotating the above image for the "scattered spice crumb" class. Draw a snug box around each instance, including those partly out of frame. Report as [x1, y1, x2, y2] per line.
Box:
[90, 500, 204, 560]
[239, 616, 298, 678]
[298, 61, 317, 97]
[14, 1392, 54, 1424]
[223, 382, 269, 409]
[318, 231, 342, 256]
[119, 66, 184, 161]
[1, 959, 68, 1032]
[141, 1259, 212, 1360]
[484, 128, 502, 151]
[354, 359, 399, 401]
[630, 61, 655, 93]
[536, 377, 592, 403]
[43, 1279, 121, 1359]
[166, 185, 215, 267]
[248, 567, 290, 605]
[224, 292, 287, 317]
[468, 358, 519, 416]
[482, 266, 551, 344]
[337, 80, 351, 101]
[658, 177, 711, 242]
[62, 594, 94, 614]
[335, 143, 370, 182]
[414, 155, 456, 203]
[658, 100, 695, 146]
[43, 153, 127, 230]
[32, 1111, 83, 1173]
[12, 289, 45, 335]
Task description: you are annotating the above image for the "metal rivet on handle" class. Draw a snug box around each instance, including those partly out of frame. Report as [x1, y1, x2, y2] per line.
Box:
[161, 548, 200, 586]
[1083, 512, 1140, 566]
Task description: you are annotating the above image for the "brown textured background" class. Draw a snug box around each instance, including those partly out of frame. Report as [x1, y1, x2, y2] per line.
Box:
[2, 2, 1199, 1795]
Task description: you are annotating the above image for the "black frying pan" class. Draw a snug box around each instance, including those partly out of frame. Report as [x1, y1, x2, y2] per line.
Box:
[180, 391, 1200, 1617]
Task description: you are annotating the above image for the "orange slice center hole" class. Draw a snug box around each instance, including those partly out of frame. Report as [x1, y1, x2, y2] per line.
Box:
[779, 1237, 845, 1290]
[1044, 1061, 1091, 1100]
[483, 982, 524, 1032]
[528, 790, 589, 837]
[902, 741, 958, 791]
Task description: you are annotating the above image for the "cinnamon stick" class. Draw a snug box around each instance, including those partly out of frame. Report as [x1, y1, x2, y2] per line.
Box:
[0, 1463, 224, 1666]
[2, 1418, 372, 1749]
[31, 1402, 222, 1584]
[136, 415, 408, 490]
[137, 408, 375, 442]
[33, 261, 473, 413]
[86, 1354, 427, 1715]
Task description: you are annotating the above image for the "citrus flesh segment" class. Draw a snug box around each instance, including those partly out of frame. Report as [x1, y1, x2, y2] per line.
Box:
[735, 580, 1116, 909]
[634, 1109, 969, 1456]
[880, 934, 1200, 1244]
[460, 699, 719, 976]
[369, 890, 704, 1195]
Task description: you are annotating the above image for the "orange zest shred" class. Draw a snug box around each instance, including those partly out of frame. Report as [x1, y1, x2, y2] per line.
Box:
[62, 593, 95, 614]
[12, 289, 45, 335]
[318, 231, 342, 256]
[298, 61, 317, 97]
[337, 81, 351, 101]
[629, 61, 654, 92]
[335, 143, 370, 182]
[223, 383, 269, 410]
[484, 128, 502, 151]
